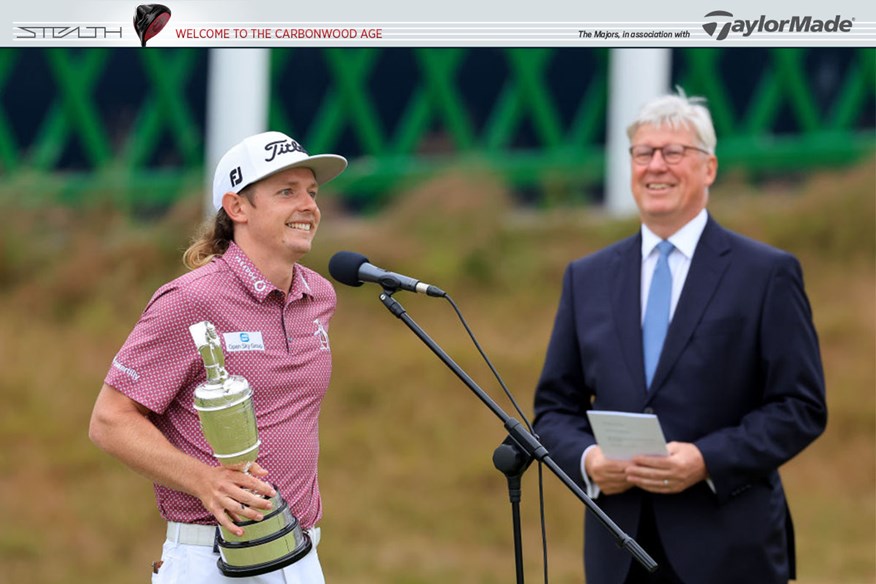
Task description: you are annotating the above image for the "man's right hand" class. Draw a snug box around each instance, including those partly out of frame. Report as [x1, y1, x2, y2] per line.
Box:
[584, 446, 634, 495]
[89, 385, 279, 537]
[196, 462, 276, 537]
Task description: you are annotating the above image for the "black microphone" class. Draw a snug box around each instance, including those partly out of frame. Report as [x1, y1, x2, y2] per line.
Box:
[328, 251, 446, 297]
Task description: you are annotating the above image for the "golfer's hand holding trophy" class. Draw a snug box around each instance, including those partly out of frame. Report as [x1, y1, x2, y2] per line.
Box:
[189, 321, 311, 577]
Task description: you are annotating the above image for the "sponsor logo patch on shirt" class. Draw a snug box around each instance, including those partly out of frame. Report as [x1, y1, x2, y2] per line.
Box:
[223, 331, 266, 352]
[313, 319, 330, 351]
[112, 356, 141, 381]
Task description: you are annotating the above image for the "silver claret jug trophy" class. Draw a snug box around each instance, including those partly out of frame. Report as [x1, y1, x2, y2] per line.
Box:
[189, 321, 311, 577]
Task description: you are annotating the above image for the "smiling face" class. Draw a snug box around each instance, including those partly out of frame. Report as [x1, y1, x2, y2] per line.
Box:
[630, 123, 717, 238]
[226, 166, 321, 267]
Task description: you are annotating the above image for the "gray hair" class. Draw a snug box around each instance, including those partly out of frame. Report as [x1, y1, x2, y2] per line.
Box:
[626, 88, 717, 153]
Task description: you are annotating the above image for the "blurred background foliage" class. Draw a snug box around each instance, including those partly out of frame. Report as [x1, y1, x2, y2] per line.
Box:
[0, 161, 873, 583]
[0, 46, 873, 583]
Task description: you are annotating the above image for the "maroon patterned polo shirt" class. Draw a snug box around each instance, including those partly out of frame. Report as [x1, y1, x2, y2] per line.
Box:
[105, 242, 335, 528]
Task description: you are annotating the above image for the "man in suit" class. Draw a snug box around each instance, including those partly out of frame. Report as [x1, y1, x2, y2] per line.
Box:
[532, 92, 827, 584]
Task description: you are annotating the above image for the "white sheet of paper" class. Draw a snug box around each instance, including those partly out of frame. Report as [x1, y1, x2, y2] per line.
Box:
[586, 410, 669, 460]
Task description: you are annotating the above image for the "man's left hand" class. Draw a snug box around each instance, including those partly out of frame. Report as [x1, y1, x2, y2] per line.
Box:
[625, 442, 708, 494]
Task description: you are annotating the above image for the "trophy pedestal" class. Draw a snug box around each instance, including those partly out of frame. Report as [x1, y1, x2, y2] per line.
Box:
[216, 488, 312, 578]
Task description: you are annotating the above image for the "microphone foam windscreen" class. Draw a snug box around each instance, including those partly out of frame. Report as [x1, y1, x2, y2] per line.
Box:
[328, 251, 369, 287]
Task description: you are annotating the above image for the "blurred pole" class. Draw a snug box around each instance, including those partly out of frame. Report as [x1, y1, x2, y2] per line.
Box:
[204, 49, 271, 218]
[605, 49, 671, 216]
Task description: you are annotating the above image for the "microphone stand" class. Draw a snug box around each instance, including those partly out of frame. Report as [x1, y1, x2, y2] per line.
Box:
[493, 437, 532, 584]
[376, 290, 657, 579]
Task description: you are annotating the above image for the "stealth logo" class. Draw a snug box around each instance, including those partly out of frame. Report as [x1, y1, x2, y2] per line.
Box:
[702, 10, 854, 40]
[15, 25, 123, 40]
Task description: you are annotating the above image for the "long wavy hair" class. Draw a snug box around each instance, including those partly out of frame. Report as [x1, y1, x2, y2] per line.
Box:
[182, 188, 255, 270]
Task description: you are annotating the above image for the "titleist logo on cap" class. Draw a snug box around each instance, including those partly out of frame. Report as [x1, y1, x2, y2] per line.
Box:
[264, 139, 308, 162]
[212, 131, 347, 212]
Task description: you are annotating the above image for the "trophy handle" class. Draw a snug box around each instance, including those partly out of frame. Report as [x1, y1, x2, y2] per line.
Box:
[189, 321, 229, 387]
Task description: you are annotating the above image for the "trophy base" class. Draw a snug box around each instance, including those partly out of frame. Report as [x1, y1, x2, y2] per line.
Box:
[216, 489, 312, 578]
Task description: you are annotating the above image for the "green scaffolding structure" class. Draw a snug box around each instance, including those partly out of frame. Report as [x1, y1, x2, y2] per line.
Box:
[0, 48, 873, 210]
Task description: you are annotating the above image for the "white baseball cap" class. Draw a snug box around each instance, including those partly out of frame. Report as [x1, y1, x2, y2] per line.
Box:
[212, 131, 348, 211]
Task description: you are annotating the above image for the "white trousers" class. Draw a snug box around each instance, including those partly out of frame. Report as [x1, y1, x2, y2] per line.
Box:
[152, 526, 324, 584]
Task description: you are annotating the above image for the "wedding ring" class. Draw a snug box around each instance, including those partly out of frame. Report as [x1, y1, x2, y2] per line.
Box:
[663, 479, 669, 486]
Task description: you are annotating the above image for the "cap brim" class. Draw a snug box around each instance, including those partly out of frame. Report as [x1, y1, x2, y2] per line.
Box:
[265, 154, 348, 186]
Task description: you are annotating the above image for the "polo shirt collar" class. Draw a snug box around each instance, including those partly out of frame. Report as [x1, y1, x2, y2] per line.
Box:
[221, 242, 315, 303]
[287, 264, 315, 302]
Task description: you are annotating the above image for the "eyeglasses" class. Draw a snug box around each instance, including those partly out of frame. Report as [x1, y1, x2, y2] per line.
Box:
[629, 144, 710, 165]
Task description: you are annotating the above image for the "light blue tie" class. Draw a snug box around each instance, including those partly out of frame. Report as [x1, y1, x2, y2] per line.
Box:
[643, 240, 674, 388]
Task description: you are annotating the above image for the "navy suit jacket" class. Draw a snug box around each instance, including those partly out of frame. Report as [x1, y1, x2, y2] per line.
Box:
[533, 216, 827, 584]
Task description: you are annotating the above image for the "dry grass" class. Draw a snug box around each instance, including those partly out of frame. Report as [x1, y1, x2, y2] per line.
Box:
[0, 161, 872, 583]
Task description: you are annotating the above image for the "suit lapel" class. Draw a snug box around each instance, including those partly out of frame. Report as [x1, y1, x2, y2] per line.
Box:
[646, 217, 732, 398]
[611, 234, 647, 396]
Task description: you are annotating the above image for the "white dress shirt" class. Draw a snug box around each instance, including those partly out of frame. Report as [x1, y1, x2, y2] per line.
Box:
[581, 209, 709, 498]
[640, 208, 708, 323]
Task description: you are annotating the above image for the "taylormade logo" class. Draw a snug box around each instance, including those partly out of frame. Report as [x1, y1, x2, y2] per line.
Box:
[703, 10, 854, 40]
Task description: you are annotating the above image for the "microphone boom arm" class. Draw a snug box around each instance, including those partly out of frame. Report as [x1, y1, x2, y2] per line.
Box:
[376, 290, 657, 573]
